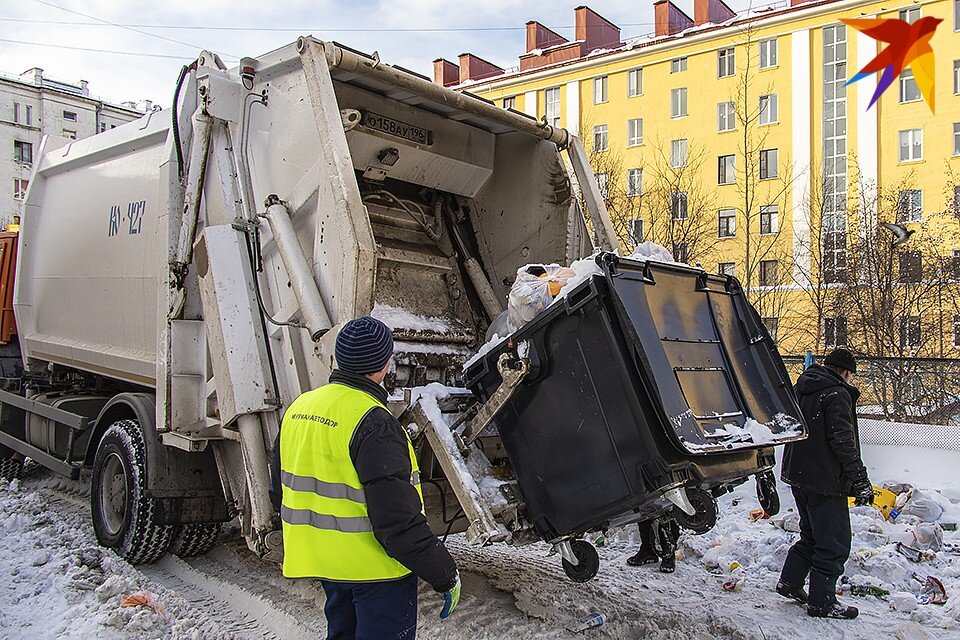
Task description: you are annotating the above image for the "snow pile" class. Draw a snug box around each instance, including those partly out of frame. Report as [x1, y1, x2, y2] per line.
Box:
[0, 476, 233, 640]
[371, 304, 453, 334]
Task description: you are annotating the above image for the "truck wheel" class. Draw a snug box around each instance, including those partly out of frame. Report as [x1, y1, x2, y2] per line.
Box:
[91, 419, 175, 564]
[756, 471, 780, 517]
[169, 523, 222, 557]
[673, 487, 718, 534]
[561, 540, 599, 583]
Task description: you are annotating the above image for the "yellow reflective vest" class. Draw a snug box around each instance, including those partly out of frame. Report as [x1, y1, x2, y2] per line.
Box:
[279, 382, 423, 581]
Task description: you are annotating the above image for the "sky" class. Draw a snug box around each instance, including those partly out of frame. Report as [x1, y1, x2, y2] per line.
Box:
[1, 0, 765, 107]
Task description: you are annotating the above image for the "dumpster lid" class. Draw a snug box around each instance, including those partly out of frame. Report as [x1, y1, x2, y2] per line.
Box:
[603, 255, 805, 455]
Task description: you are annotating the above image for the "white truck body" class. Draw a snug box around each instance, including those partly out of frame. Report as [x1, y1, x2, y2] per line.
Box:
[8, 38, 615, 558]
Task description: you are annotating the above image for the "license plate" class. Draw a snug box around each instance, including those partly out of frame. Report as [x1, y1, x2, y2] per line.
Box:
[361, 112, 432, 146]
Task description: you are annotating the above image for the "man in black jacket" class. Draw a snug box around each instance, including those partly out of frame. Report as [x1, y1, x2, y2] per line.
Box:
[271, 316, 460, 639]
[776, 348, 874, 620]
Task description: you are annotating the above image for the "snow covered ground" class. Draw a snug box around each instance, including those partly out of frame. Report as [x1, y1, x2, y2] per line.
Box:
[1, 444, 958, 639]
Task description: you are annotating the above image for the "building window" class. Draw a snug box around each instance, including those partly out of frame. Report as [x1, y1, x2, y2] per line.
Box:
[954, 249, 960, 277]
[825, 317, 848, 348]
[671, 88, 688, 118]
[627, 168, 643, 196]
[594, 76, 608, 104]
[670, 139, 688, 168]
[718, 208, 736, 237]
[955, 123, 960, 156]
[759, 38, 778, 68]
[63, 129, 77, 140]
[63, 110, 77, 121]
[717, 101, 735, 132]
[674, 242, 688, 263]
[718, 48, 735, 78]
[759, 148, 778, 179]
[954, 60, 960, 94]
[898, 250, 922, 283]
[899, 129, 923, 161]
[628, 118, 643, 146]
[897, 189, 923, 222]
[824, 231, 848, 284]
[718, 154, 736, 185]
[953, 314, 960, 348]
[718, 262, 735, 276]
[13, 178, 28, 200]
[759, 94, 778, 124]
[899, 70, 921, 102]
[956, 0, 960, 31]
[545, 88, 560, 127]
[628, 68, 643, 97]
[899, 315, 921, 349]
[760, 204, 779, 234]
[671, 192, 688, 220]
[593, 125, 608, 152]
[954, 186, 960, 217]
[763, 317, 779, 344]
[13, 140, 32, 164]
[596, 173, 609, 199]
[900, 6, 920, 23]
[503, 96, 516, 110]
[670, 57, 687, 73]
[628, 218, 644, 244]
[13, 102, 20, 124]
[759, 260, 779, 286]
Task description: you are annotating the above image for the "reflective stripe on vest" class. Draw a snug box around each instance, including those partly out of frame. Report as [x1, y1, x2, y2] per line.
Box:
[279, 383, 423, 581]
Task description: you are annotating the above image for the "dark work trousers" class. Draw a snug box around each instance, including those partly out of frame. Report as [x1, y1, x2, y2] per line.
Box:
[321, 573, 418, 640]
[779, 485, 852, 608]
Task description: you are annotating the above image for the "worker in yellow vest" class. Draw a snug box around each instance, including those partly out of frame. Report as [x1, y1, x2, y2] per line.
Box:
[271, 316, 460, 639]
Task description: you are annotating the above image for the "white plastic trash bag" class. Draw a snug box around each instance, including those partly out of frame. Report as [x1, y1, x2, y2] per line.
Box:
[911, 523, 944, 552]
[507, 265, 576, 332]
[900, 490, 944, 523]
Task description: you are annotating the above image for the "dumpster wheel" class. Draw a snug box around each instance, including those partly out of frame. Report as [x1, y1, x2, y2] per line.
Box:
[756, 471, 780, 517]
[673, 488, 717, 535]
[561, 540, 599, 583]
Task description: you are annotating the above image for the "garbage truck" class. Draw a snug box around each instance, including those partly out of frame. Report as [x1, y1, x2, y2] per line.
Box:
[0, 37, 805, 581]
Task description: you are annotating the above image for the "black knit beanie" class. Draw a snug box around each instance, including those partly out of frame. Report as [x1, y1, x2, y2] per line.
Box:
[824, 348, 856, 374]
[335, 316, 394, 375]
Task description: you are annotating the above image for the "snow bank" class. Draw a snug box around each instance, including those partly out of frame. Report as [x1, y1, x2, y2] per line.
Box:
[371, 304, 453, 334]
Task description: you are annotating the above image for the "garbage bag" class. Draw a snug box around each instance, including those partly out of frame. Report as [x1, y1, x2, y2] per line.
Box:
[900, 490, 944, 523]
[507, 265, 576, 332]
[911, 523, 944, 552]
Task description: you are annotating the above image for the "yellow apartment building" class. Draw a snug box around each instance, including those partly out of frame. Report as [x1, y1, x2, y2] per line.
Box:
[433, 0, 960, 381]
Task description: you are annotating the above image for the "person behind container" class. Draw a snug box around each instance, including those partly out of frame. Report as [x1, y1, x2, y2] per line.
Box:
[270, 316, 460, 639]
[776, 348, 874, 620]
[626, 516, 680, 573]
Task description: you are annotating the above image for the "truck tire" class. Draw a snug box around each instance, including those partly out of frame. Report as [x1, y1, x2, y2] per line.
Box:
[91, 419, 175, 564]
[169, 523, 222, 557]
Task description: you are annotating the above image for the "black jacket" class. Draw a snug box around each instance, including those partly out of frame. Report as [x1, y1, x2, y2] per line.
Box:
[781, 364, 869, 496]
[270, 370, 458, 592]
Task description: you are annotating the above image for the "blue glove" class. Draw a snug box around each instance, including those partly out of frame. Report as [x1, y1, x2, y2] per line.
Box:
[439, 576, 461, 620]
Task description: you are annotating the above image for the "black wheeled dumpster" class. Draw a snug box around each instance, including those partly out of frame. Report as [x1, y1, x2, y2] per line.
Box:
[463, 253, 805, 577]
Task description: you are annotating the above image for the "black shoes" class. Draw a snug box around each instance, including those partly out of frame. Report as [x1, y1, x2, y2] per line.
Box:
[626, 550, 659, 567]
[658, 554, 676, 573]
[776, 581, 808, 604]
[807, 601, 859, 619]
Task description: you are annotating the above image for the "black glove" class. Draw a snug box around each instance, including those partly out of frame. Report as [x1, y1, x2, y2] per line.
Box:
[851, 478, 875, 507]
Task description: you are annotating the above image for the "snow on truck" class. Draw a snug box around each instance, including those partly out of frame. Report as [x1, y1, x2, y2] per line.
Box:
[0, 38, 805, 582]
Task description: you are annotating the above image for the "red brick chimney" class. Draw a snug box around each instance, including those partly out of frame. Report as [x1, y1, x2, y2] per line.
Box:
[575, 6, 622, 51]
[694, 0, 736, 26]
[433, 58, 459, 87]
[526, 21, 567, 52]
[457, 53, 504, 83]
[654, 1, 695, 37]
